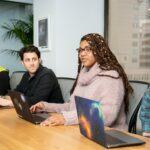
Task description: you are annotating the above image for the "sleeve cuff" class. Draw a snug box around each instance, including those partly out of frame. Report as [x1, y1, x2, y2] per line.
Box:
[61, 110, 78, 125]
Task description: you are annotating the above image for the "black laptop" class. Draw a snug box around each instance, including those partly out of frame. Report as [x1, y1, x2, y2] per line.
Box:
[75, 96, 145, 148]
[8, 90, 49, 124]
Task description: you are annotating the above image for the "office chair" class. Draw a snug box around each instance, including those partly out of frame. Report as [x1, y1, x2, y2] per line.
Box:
[10, 71, 25, 90]
[57, 77, 75, 102]
[128, 80, 150, 134]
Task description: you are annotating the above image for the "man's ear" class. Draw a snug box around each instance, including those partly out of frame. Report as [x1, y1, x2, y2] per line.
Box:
[21, 61, 24, 66]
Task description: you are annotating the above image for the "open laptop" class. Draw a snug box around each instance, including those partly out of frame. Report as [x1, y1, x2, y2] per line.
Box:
[8, 90, 49, 124]
[75, 96, 145, 148]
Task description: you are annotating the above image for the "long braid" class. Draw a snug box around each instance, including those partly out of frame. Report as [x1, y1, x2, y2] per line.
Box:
[70, 54, 82, 94]
[71, 33, 133, 113]
[84, 33, 133, 113]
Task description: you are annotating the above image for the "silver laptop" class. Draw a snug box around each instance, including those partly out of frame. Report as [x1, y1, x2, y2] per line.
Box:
[75, 96, 145, 148]
[8, 90, 49, 124]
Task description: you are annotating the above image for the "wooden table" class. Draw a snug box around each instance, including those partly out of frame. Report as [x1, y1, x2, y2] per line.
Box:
[0, 108, 150, 150]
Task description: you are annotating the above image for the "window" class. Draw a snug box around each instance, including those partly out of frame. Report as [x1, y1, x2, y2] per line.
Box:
[105, 0, 150, 82]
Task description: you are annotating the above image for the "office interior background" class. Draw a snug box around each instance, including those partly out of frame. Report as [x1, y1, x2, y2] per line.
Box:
[0, 0, 150, 82]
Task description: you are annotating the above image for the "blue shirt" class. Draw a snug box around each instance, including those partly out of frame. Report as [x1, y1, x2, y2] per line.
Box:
[140, 87, 150, 132]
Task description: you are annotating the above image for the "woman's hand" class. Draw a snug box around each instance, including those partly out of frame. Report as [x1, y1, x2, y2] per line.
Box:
[30, 102, 45, 113]
[40, 114, 65, 126]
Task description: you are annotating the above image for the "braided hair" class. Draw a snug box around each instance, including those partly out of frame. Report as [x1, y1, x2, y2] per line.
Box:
[70, 33, 133, 113]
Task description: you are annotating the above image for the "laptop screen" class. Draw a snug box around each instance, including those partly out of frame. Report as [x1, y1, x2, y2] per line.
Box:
[75, 96, 106, 145]
[75, 96, 146, 148]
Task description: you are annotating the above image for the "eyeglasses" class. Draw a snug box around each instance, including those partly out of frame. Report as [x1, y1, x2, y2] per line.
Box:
[76, 46, 92, 54]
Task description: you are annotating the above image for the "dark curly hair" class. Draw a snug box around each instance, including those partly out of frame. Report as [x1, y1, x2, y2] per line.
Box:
[19, 45, 41, 60]
[70, 33, 133, 113]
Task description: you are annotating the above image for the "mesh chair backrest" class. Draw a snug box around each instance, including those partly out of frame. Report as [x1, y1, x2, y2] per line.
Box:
[128, 80, 150, 133]
[10, 71, 25, 90]
[57, 77, 75, 102]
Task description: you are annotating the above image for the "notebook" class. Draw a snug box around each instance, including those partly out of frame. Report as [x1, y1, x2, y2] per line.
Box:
[75, 96, 145, 148]
[8, 90, 49, 124]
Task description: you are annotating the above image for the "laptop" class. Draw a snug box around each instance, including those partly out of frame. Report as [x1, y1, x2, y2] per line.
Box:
[75, 96, 145, 148]
[8, 90, 49, 124]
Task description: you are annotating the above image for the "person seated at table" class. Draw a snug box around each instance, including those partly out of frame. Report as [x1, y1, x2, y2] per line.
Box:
[0, 45, 64, 107]
[0, 66, 10, 96]
[140, 87, 150, 138]
[0, 66, 11, 106]
[30, 33, 133, 130]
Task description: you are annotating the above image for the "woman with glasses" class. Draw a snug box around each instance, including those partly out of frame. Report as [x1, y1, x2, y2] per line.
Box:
[30, 33, 132, 130]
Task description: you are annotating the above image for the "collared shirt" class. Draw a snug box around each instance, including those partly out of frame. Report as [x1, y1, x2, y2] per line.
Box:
[15, 65, 64, 106]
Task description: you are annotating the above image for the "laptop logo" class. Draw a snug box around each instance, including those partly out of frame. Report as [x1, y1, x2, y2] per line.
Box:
[21, 94, 26, 103]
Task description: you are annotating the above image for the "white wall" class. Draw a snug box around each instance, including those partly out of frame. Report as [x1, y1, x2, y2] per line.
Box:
[6, 0, 33, 4]
[0, 2, 32, 74]
[34, 0, 104, 78]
